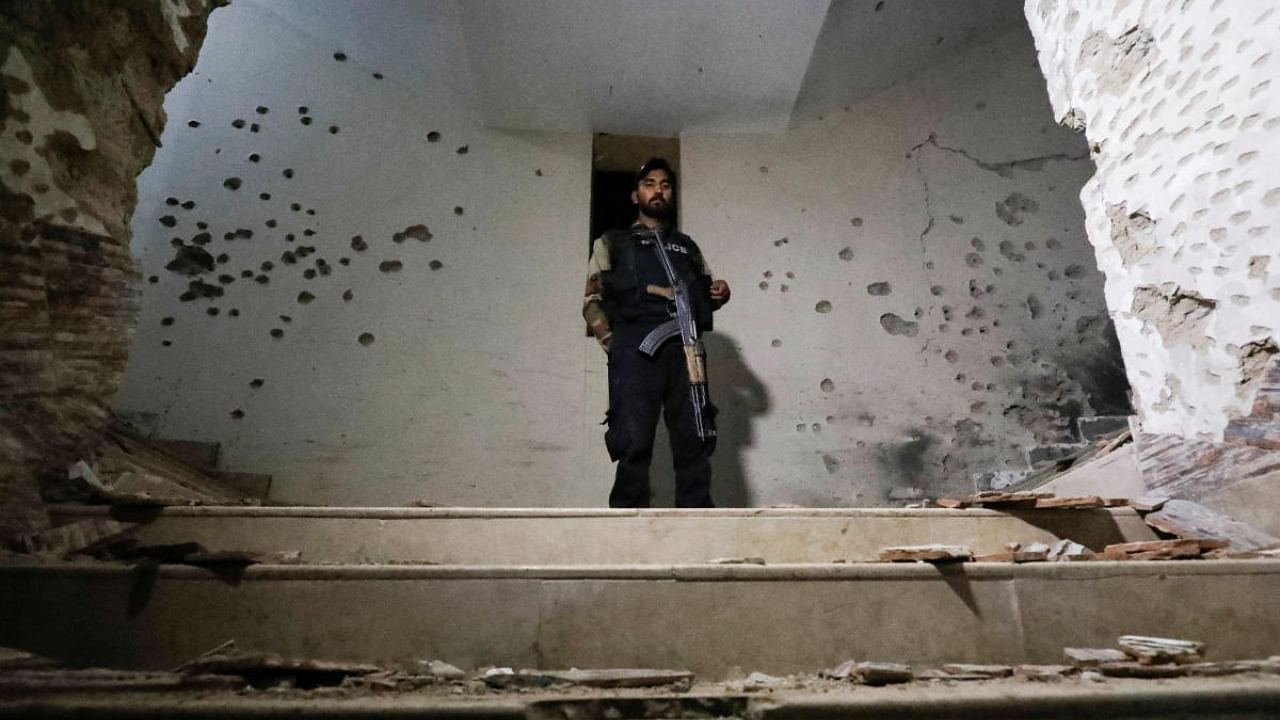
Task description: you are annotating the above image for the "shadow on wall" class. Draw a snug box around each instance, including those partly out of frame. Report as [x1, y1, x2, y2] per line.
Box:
[650, 333, 769, 507]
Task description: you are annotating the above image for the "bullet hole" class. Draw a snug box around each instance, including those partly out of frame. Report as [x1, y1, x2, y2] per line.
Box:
[265, 219, 277, 229]
[759, 166, 768, 174]
[1026, 294, 1044, 319]
[995, 192, 1039, 226]
[785, 271, 795, 279]
[796, 424, 806, 433]
[298, 106, 309, 114]
[166, 245, 215, 275]
[187, 120, 200, 128]
[965, 306, 986, 320]
[358, 332, 376, 346]
[427, 131, 441, 142]
[281, 251, 297, 265]
[279, 314, 292, 323]
[379, 260, 403, 273]
[303, 269, 316, 279]
[935, 36, 944, 45]
[333, 52, 347, 61]
[771, 339, 782, 348]
[373, 72, 384, 80]
[241, 270, 254, 278]
[929, 285, 944, 296]
[255, 274, 269, 284]
[874, 0, 884, 10]
[328, 125, 339, 134]
[232, 119, 246, 129]
[949, 215, 964, 224]
[223, 177, 241, 191]
[161, 340, 172, 347]
[159, 215, 177, 227]
[838, 247, 854, 261]
[230, 409, 244, 419]
[851, 217, 863, 227]
[196, 221, 208, 230]
[342, 289, 354, 302]
[339, 257, 350, 266]
[429, 260, 444, 271]
[820, 378, 835, 392]
[773, 237, 788, 247]
[970, 238, 985, 251]
[290, 203, 301, 211]
[297, 291, 315, 305]
[303, 229, 315, 236]
[815, 300, 833, 313]
[301, 116, 313, 125]
[248, 153, 260, 163]
[1046, 238, 1062, 250]
[259, 193, 271, 201]
[866, 281, 891, 296]
[306, 209, 316, 216]
[780, 284, 789, 292]
[179, 278, 223, 301]
[453, 206, 464, 215]
[879, 313, 919, 337]
[763, 270, 773, 278]
[283, 168, 294, 179]
[217, 274, 234, 284]
[945, 350, 959, 363]
[160, 317, 174, 326]
[402, 224, 432, 242]
[255, 106, 268, 115]
[206, 307, 220, 316]
[998, 240, 1025, 262]
[535, 169, 543, 176]
[270, 328, 284, 339]
[965, 253, 983, 267]
[759, 281, 769, 290]
[260, 261, 275, 272]
[456, 145, 469, 154]
[250, 379, 264, 388]
[811, 423, 822, 432]
[181, 200, 196, 210]
[1063, 264, 1085, 279]
[296, 246, 315, 258]
[229, 309, 240, 317]
[236, 228, 253, 239]
[165, 197, 179, 206]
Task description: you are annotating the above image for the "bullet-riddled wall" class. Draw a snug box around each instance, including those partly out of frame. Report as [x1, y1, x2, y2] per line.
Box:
[117, 6, 1122, 506]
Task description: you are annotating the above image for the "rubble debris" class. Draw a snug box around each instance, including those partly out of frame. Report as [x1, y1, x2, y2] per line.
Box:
[1130, 495, 1169, 512]
[935, 498, 971, 509]
[483, 667, 694, 690]
[1035, 495, 1107, 509]
[974, 542, 1049, 563]
[971, 491, 1052, 508]
[0, 668, 243, 692]
[178, 645, 382, 688]
[823, 659, 857, 680]
[11, 518, 138, 558]
[940, 663, 1013, 679]
[855, 662, 913, 686]
[742, 671, 784, 689]
[1118, 635, 1204, 665]
[417, 659, 466, 680]
[1102, 538, 1213, 560]
[1046, 539, 1090, 561]
[708, 557, 766, 565]
[181, 549, 302, 566]
[0, 647, 59, 670]
[1064, 647, 1129, 668]
[1014, 664, 1076, 681]
[1143, 500, 1280, 552]
[1185, 660, 1278, 677]
[1098, 661, 1189, 678]
[879, 545, 972, 563]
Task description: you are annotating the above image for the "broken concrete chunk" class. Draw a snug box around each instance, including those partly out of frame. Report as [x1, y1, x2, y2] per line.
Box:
[1130, 495, 1169, 512]
[1098, 661, 1189, 678]
[742, 671, 784, 688]
[483, 667, 693, 689]
[416, 660, 466, 680]
[935, 498, 971, 509]
[823, 659, 857, 680]
[1035, 495, 1106, 509]
[879, 544, 972, 563]
[1143, 500, 1280, 552]
[1047, 539, 1089, 561]
[1118, 635, 1204, 665]
[1014, 664, 1076, 681]
[940, 663, 1012, 678]
[855, 662, 913, 686]
[179, 646, 382, 687]
[1103, 538, 1211, 560]
[1064, 647, 1129, 668]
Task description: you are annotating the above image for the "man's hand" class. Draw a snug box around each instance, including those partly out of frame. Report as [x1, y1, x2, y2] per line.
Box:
[710, 279, 731, 307]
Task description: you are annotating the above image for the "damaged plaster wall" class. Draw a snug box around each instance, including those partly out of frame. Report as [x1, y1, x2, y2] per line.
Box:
[114, 0, 594, 506]
[1026, 0, 1280, 440]
[0, 1, 217, 538]
[680, 26, 1125, 505]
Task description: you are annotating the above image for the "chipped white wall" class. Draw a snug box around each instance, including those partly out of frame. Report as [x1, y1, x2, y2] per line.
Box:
[680, 26, 1120, 505]
[115, 0, 598, 506]
[1026, 0, 1280, 440]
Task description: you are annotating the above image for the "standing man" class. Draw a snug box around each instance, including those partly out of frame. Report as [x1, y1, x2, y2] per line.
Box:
[582, 158, 731, 507]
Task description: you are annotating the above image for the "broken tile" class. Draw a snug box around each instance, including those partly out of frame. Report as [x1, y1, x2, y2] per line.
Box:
[1035, 495, 1105, 509]
[940, 663, 1013, 678]
[855, 661, 913, 686]
[1014, 664, 1076, 681]
[1063, 647, 1129, 668]
[1098, 661, 1189, 678]
[1143, 499, 1280, 552]
[879, 544, 972, 563]
[1117, 635, 1204, 665]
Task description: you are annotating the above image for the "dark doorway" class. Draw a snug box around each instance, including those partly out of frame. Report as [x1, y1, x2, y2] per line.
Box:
[589, 133, 680, 255]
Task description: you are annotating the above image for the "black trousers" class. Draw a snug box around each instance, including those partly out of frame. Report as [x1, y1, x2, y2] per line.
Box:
[604, 326, 716, 508]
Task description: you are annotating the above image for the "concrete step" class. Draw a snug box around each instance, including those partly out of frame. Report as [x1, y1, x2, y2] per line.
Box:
[46, 506, 1158, 564]
[2, 559, 1278, 679]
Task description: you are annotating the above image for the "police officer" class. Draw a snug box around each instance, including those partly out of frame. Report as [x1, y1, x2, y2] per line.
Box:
[582, 158, 731, 507]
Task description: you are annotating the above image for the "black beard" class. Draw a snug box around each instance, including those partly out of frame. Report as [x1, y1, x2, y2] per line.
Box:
[638, 199, 671, 222]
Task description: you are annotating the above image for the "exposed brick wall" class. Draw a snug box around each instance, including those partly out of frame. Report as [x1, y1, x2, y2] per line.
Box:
[0, 0, 220, 539]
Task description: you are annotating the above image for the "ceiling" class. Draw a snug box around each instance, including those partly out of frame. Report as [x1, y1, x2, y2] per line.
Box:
[249, 0, 1026, 136]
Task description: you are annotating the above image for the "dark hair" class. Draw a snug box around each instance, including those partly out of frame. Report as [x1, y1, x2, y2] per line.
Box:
[635, 157, 675, 189]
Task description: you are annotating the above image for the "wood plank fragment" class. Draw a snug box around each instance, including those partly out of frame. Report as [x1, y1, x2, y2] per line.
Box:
[1063, 647, 1128, 668]
[879, 545, 972, 563]
[1143, 499, 1280, 552]
[855, 662, 913, 686]
[1118, 635, 1204, 665]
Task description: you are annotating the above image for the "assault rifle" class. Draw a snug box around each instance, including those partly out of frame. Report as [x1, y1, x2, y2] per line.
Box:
[635, 228, 716, 441]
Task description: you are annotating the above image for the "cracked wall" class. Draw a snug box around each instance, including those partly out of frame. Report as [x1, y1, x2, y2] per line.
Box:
[0, 1, 217, 538]
[680, 26, 1125, 505]
[1027, 0, 1280, 440]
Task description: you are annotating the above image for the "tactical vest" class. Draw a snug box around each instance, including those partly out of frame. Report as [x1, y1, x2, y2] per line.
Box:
[599, 226, 713, 331]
